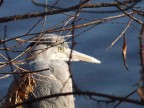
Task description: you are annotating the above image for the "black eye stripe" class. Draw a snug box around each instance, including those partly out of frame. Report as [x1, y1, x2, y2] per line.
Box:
[26, 35, 69, 49]
[26, 41, 53, 49]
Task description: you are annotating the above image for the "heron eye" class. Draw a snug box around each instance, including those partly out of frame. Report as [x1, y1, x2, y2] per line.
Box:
[58, 46, 64, 52]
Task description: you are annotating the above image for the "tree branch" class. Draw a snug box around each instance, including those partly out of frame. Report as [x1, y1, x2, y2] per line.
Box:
[4, 91, 143, 108]
[0, 0, 142, 23]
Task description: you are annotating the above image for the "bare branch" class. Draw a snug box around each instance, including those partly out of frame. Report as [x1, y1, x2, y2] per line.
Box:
[5, 91, 144, 108]
[0, 0, 142, 23]
[106, 19, 132, 50]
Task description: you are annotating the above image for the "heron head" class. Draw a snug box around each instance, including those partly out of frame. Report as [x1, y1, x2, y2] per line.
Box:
[27, 34, 101, 64]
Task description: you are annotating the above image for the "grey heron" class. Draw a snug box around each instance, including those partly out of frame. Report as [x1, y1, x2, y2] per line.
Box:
[2, 34, 101, 108]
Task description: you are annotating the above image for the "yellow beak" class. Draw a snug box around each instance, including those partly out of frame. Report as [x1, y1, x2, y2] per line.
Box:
[65, 49, 101, 64]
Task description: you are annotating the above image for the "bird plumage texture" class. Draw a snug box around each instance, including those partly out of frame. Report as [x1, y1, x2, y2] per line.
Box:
[23, 60, 74, 108]
[2, 34, 100, 108]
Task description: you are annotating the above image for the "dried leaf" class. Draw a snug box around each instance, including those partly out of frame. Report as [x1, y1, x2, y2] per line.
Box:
[137, 86, 144, 101]
[15, 38, 26, 43]
[122, 35, 129, 70]
[1, 72, 35, 108]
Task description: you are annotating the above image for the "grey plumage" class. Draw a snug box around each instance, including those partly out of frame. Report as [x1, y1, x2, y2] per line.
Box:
[3, 34, 101, 108]
[23, 60, 74, 108]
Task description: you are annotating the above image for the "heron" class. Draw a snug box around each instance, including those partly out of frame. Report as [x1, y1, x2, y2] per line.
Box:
[2, 34, 101, 108]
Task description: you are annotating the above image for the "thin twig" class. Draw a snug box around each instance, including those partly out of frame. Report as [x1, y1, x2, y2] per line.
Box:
[113, 90, 137, 108]
[0, 74, 10, 79]
[106, 19, 132, 51]
[0, 11, 134, 44]
[0, 0, 142, 23]
[115, 0, 143, 25]
[5, 91, 144, 108]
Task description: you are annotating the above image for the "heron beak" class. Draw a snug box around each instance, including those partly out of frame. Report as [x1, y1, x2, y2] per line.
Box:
[65, 49, 101, 64]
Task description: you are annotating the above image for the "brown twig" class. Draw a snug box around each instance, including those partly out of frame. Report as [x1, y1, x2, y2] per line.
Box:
[0, 0, 88, 23]
[4, 91, 144, 108]
[0, 11, 135, 45]
[115, 0, 143, 25]
[106, 19, 132, 50]
[0, 0, 142, 23]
